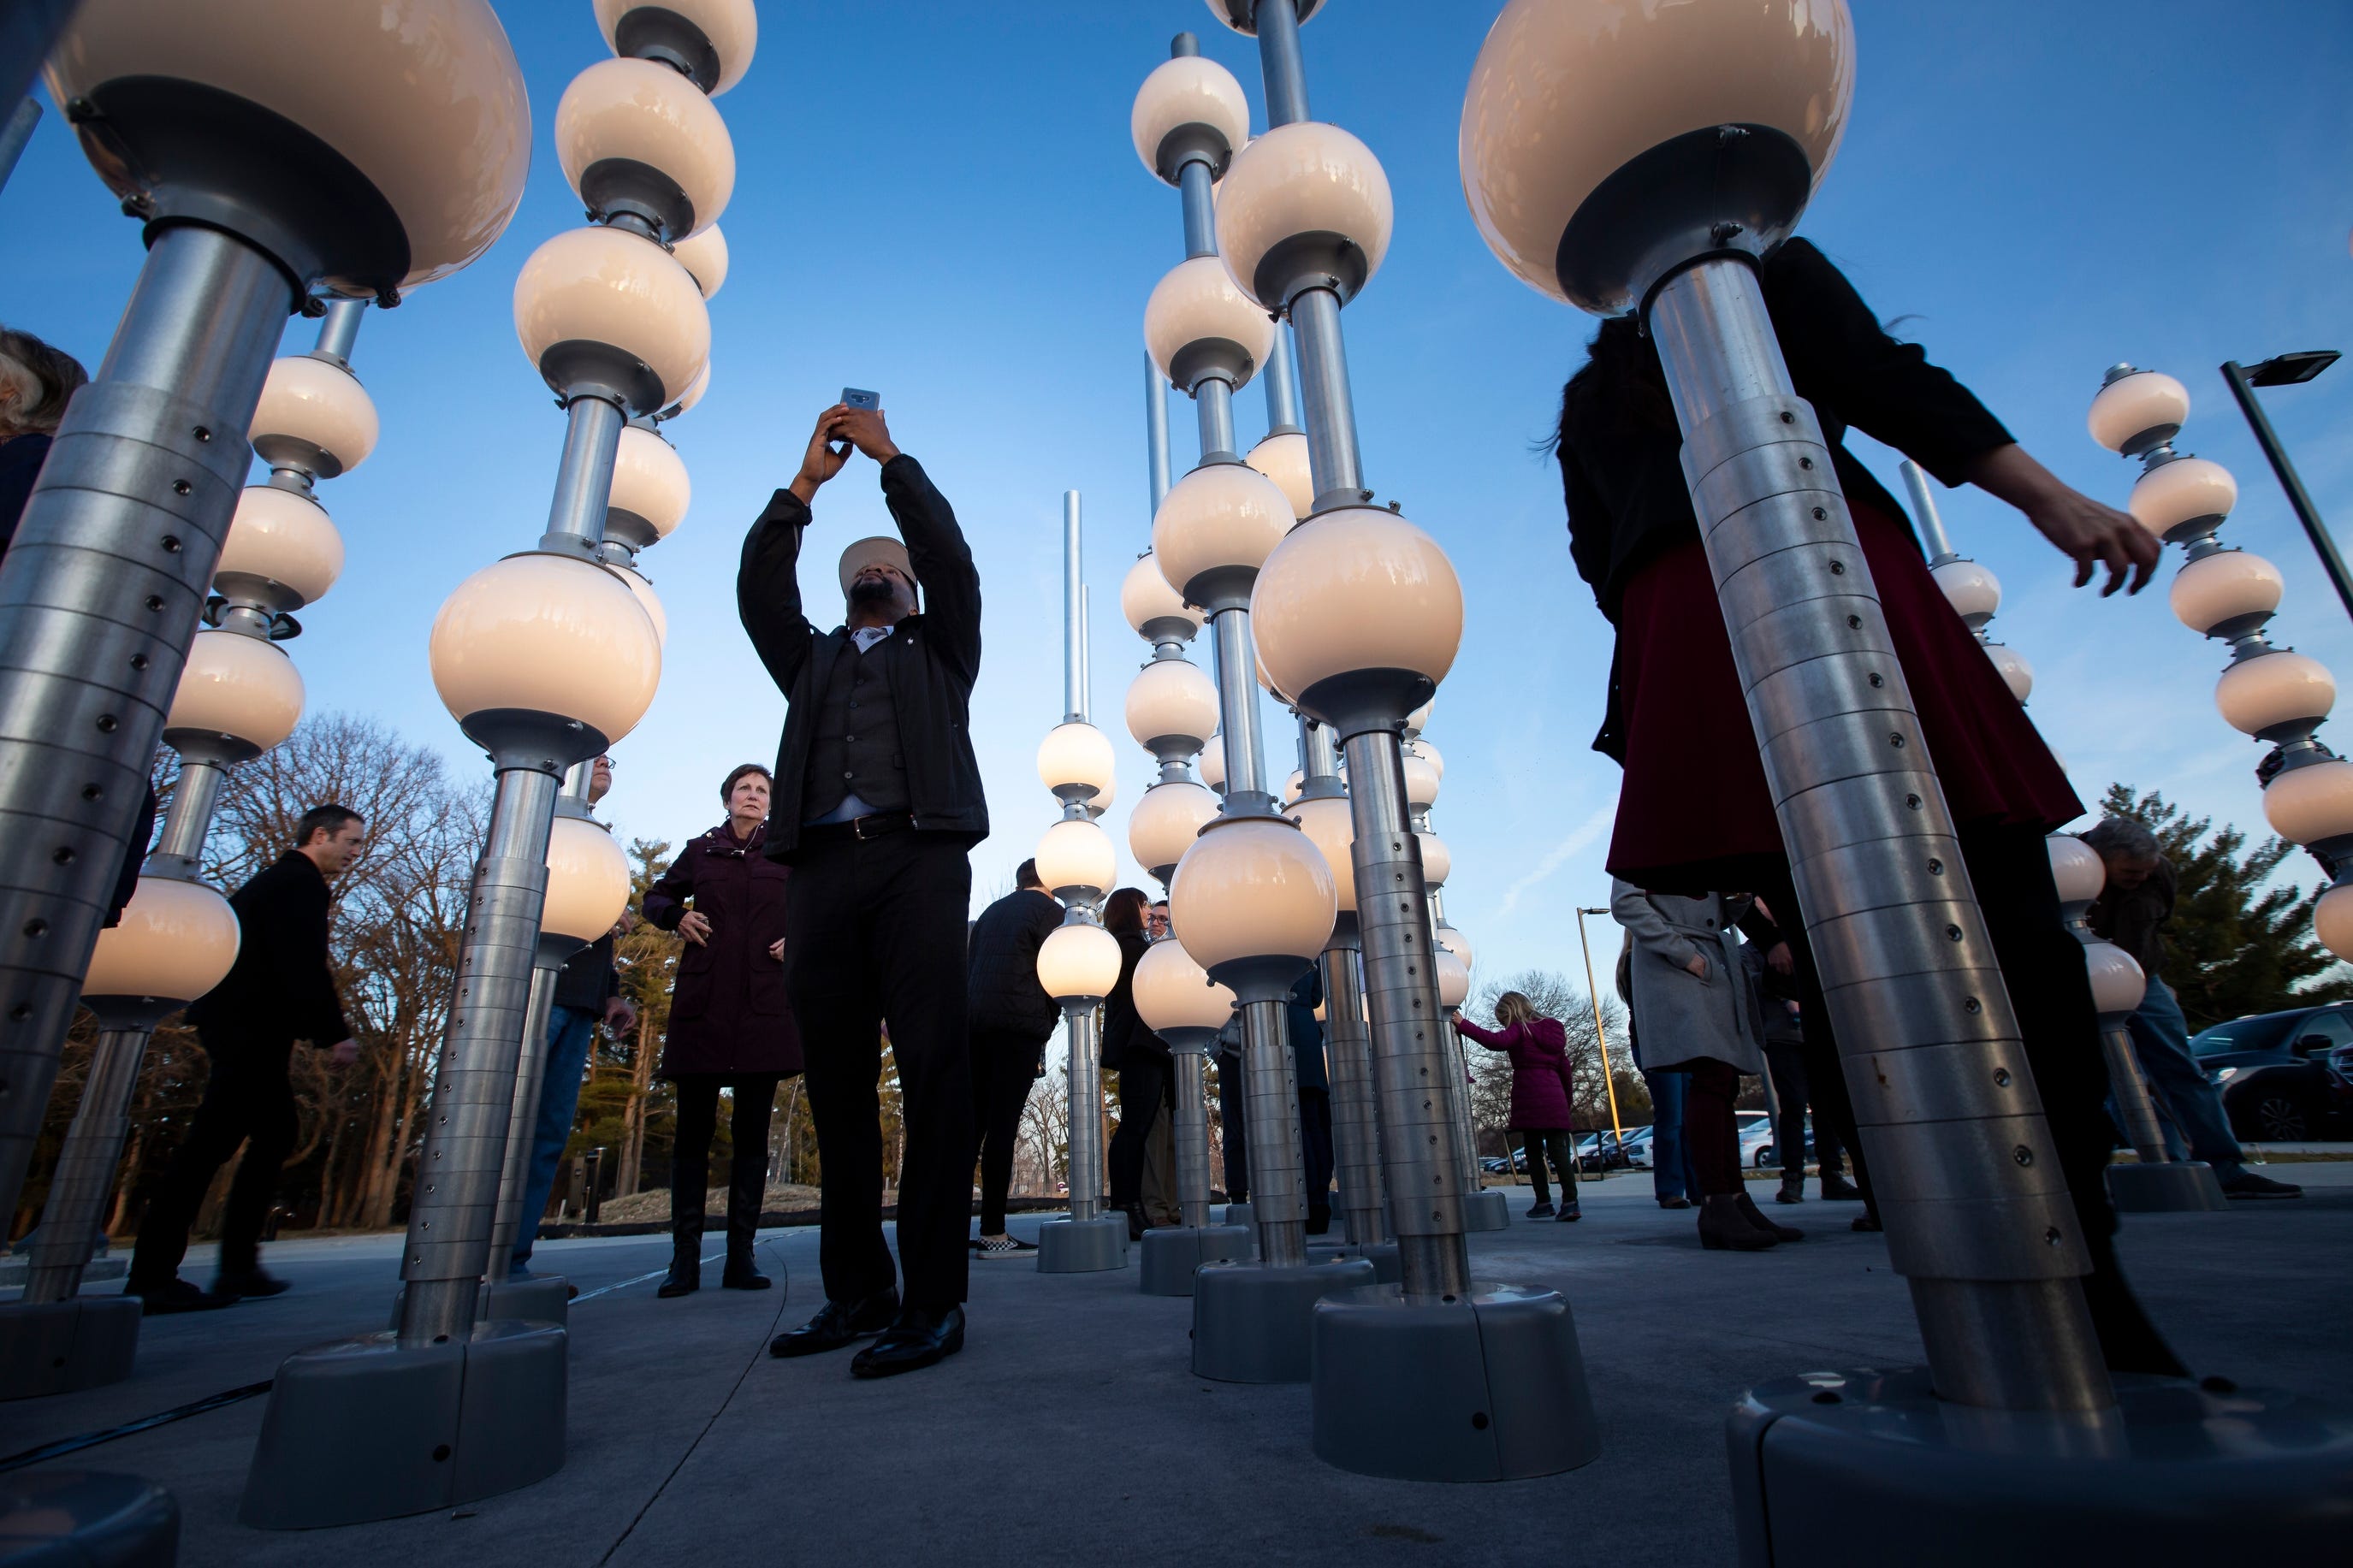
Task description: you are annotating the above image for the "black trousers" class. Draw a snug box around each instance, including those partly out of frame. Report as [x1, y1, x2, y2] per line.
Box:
[785, 831, 974, 1311]
[670, 1073, 782, 1256]
[129, 1029, 297, 1286]
[1763, 1037, 1846, 1182]
[1757, 823, 2178, 1373]
[1108, 1049, 1168, 1211]
[970, 1025, 1046, 1234]
[1215, 1051, 1247, 1202]
[1300, 1086, 1333, 1216]
[1518, 1128, 1577, 1207]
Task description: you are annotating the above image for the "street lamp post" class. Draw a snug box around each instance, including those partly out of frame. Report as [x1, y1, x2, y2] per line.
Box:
[2220, 352, 2352, 624]
[1572, 908, 1628, 1151]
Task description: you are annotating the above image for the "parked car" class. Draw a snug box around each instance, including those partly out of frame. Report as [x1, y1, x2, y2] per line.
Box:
[1737, 1110, 1775, 1168]
[1571, 1130, 1632, 1173]
[1615, 1125, 1655, 1169]
[2190, 1002, 2353, 1143]
[1755, 1115, 1817, 1170]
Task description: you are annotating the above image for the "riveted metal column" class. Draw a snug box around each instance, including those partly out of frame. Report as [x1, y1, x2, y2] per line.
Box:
[1171, 1040, 1212, 1228]
[1649, 256, 2108, 1414]
[1319, 943, 1384, 1246]
[19, 1024, 148, 1304]
[484, 964, 563, 1274]
[1240, 997, 1307, 1265]
[1065, 1005, 1105, 1222]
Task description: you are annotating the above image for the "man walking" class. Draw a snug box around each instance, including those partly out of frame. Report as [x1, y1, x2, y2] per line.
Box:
[127, 805, 365, 1311]
[964, 859, 1063, 1258]
[742, 403, 985, 1377]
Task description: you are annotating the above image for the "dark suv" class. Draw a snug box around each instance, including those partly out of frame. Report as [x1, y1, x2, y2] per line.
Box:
[2190, 1002, 2353, 1143]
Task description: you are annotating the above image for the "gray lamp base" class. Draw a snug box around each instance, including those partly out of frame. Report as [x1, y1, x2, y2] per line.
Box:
[1727, 1367, 2353, 1567]
[1139, 1223, 1253, 1296]
[1036, 1215, 1128, 1275]
[240, 1320, 567, 1529]
[388, 1275, 573, 1332]
[2105, 1160, 2229, 1213]
[0, 1471, 177, 1565]
[1221, 1201, 1254, 1234]
[1464, 1188, 1511, 1232]
[1308, 1240, 1402, 1284]
[0, 1294, 141, 1399]
[1310, 1281, 1602, 1480]
[1191, 1257, 1378, 1383]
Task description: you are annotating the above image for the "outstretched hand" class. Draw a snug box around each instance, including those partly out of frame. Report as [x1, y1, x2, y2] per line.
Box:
[1965, 443, 2160, 597]
[790, 405, 854, 503]
[834, 406, 901, 464]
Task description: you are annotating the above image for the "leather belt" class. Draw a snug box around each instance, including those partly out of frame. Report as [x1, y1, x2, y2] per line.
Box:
[801, 811, 914, 846]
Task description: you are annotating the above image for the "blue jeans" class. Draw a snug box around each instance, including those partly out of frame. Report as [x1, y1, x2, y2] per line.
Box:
[1644, 1068, 1700, 1202]
[2126, 976, 2244, 1175]
[509, 1004, 599, 1274]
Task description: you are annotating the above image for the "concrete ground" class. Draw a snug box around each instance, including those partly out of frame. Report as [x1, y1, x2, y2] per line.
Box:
[7, 1162, 2350, 1566]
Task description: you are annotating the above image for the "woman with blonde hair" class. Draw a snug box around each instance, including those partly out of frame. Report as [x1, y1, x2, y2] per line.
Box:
[1453, 990, 1581, 1222]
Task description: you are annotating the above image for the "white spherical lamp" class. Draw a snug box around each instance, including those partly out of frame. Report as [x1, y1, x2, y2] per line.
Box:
[1036, 817, 1117, 901]
[1037, 721, 1117, 806]
[1125, 658, 1219, 758]
[2087, 369, 2189, 457]
[1146, 256, 1275, 393]
[1130, 779, 1218, 882]
[1248, 429, 1314, 520]
[429, 553, 663, 744]
[2171, 550, 2282, 638]
[1170, 817, 1337, 993]
[1134, 934, 1237, 1048]
[1435, 920, 1474, 971]
[216, 486, 343, 612]
[1402, 752, 1441, 810]
[513, 224, 711, 412]
[671, 222, 730, 299]
[1199, 731, 1227, 792]
[2046, 835, 2106, 909]
[608, 424, 691, 548]
[1458, 0, 1856, 315]
[2263, 760, 2353, 848]
[543, 816, 631, 944]
[1985, 642, 2034, 703]
[1408, 737, 1444, 783]
[555, 56, 736, 238]
[2216, 651, 2335, 737]
[1130, 54, 1250, 184]
[1419, 831, 1452, 889]
[668, 362, 711, 417]
[2315, 883, 2353, 963]
[166, 630, 305, 759]
[1215, 121, 1394, 311]
[1435, 948, 1472, 1011]
[1039, 921, 1123, 1004]
[593, 0, 758, 96]
[2082, 941, 2147, 1019]
[251, 354, 378, 479]
[1251, 505, 1463, 735]
[1288, 793, 1355, 909]
[1406, 695, 1435, 736]
[1123, 551, 1203, 644]
[2129, 458, 2237, 543]
[1930, 559, 2001, 628]
[615, 564, 667, 647]
[1153, 462, 1295, 608]
[82, 879, 240, 1007]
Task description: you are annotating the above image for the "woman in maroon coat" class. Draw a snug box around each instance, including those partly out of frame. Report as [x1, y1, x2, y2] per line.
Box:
[643, 763, 804, 1297]
[1455, 993, 1581, 1222]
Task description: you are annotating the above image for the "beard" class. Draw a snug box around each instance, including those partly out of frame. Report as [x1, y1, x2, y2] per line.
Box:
[849, 576, 897, 606]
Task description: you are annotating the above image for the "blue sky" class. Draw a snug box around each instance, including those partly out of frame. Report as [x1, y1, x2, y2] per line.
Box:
[5, 2, 2350, 994]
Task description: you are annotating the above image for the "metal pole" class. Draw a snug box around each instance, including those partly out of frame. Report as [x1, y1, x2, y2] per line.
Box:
[1647, 255, 2109, 1414]
[1208, 607, 1270, 806]
[1899, 459, 1959, 565]
[2221, 361, 2353, 625]
[1262, 327, 1303, 435]
[2100, 1024, 2170, 1164]
[0, 2, 74, 137]
[1289, 288, 1367, 513]
[1064, 491, 1084, 722]
[1240, 996, 1306, 1264]
[484, 963, 564, 1274]
[1574, 908, 1627, 1146]
[144, 760, 225, 880]
[1146, 356, 1172, 512]
[1194, 377, 1239, 466]
[1066, 1004, 1105, 1221]
[1252, 0, 1312, 127]
[19, 1022, 151, 1303]
[311, 298, 366, 366]
[1319, 942, 1384, 1245]
[541, 396, 625, 554]
[1171, 1041, 1212, 1228]
[0, 223, 292, 1225]
[0, 96, 39, 194]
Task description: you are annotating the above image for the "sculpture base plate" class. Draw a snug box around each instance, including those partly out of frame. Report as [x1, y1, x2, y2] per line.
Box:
[1139, 1223, 1253, 1296]
[1036, 1216, 1128, 1275]
[1221, 1202, 1254, 1236]
[1307, 1240, 1402, 1284]
[1464, 1188, 1512, 1232]
[1192, 1257, 1378, 1384]
[1727, 1367, 2353, 1566]
[0, 1294, 142, 1400]
[241, 1320, 567, 1529]
[388, 1275, 572, 1330]
[0, 1471, 177, 1565]
[1311, 1281, 1602, 1481]
[2106, 1160, 2229, 1213]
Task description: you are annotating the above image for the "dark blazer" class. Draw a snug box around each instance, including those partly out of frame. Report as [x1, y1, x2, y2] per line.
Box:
[186, 850, 347, 1045]
[737, 454, 987, 862]
[966, 886, 1064, 1039]
[1288, 966, 1327, 1094]
[1100, 929, 1167, 1072]
[643, 820, 803, 1079]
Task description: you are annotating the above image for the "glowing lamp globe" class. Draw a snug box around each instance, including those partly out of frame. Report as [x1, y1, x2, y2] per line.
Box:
[430, 553, 662, 744]
[1419, 831, 1452, 889]
[671, 223, 730, 299]
[166, 631, 304, 759]
[1215, 121, 1394, 311]
[1435, 920, 1473, 971]
[1283, 769, 1306, 806]
[608, 425, 691, 548]
[1930, 559, 2001, 627]
[544, 816, 631, 944]
[2171, 550, 2282, 638]
[1130, 780, 1218, 881]
[593, 0, 758, 96]
[1126, 659, 1219, 757]
[1130, 54, 1249, 184]
[2083, 940, 2147, 1019]
[1039, 921, 1123, 1004]
[1036, 818, 1117, 901]
[1146, 257, 1275, 393]
[1288, 793, 1356, 908]
[1406, 696, 1434, 736]
[1200, 731, 1227, 792]
[1458, 0, 1856, 316]
[2263, 760, 2353, 848]
[1251, 505, 1463, 737]
[2046, 835, 2106, 909]
[251, 354, 378, 479]
[46, 0, 530, 296]
[556, 56, 736, 240]
[1134, 935, 1237, 1049]
[1985, 642, 2034, 703]
[1435, 948, 1471, 1011]
[2087, 369, 2189, 457]
[616, 564, 668, 646]
[1123, 551, 1203, 644]
[1037, 721, 1117, 805]
[1408, 737, 1444, 783]
[668, 363, 710, 417]
[513, 224, 711, 413]
[1248, 430, 1314, 520]
[2130, 458, 2237, 543]
[217, 486, 343, 612]
[82, 879, 240, 1007]
[1170, 817, 1337, 995]
[2316, 883, 2353, 963]
[1153, 462, 1295, 609]
[2217, 651, 2334, 737]
[1403, 752, 1441, 810]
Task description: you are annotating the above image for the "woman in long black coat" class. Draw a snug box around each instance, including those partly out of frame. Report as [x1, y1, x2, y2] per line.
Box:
[643, 763, 804, 1296]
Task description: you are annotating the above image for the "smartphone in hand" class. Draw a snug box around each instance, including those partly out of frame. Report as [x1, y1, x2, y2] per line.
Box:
[841, 388, 880, 411]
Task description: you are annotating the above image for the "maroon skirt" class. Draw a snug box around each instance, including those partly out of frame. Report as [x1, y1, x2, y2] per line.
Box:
[1606, 498, 2080, 893]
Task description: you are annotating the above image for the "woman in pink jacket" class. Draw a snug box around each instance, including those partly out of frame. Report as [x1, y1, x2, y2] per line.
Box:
[1455, 993, 1580, 1222]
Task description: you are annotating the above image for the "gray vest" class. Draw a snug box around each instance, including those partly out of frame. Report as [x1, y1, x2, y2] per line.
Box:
[803, 636, 909, 819]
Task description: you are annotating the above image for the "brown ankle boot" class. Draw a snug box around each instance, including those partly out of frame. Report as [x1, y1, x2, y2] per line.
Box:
[1698, 1193, 1776, 1251]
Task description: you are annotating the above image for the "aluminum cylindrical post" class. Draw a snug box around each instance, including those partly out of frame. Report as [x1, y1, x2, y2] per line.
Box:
[145, 759, 225, 880]
[1207, 608, 1269, 806]
[484, 964, 563, 1274]
[19, 1023, 151, 1303]
[1342, 730, 1468, 1299]
[1899, 459, 1959, 564]
[1251, 0, 1312, 127]
[1289, 287, 1366, 513]
[1443, 1024, 1483, 1189]
[1263, 327, 1303, 434]
[2101, 1025, 2170, 1163]
[1176, 154, 1217, 261]
[0, 223, 292, 1222]
[397, 763, 562, 1343]
[1064, 491, 1085, 721]
[0, 96, 39, 194]
[1240, 995, 1307, 1265]
[1147, 356, 1172, 512]
[1647, 255, 2109, 1414]
[541, 396, 625, 553]
[1194, 378, 1239, 466]
[1065, 1004, 1105, 1222]
[312, 298, 366, 366]
[1319, 941, 1385, 1246]
[1171, 1043, 1212, 1228]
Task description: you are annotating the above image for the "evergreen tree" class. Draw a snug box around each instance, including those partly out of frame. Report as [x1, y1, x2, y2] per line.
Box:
[2096, 783, 2353, 1031]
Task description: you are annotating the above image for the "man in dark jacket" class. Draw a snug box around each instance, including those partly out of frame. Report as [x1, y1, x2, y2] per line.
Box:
[127, 804, 365, 1312]
[964, 860, 1063, 1257]
[742, 404, 983, 1378]
[1288, 966, 1334, 1234]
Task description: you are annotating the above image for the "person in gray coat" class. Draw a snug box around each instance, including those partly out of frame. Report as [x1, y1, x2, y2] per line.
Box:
[1610, 879, 1799, 1251]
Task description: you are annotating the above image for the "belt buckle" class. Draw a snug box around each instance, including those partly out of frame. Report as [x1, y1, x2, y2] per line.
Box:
[853, 814, 882, 841]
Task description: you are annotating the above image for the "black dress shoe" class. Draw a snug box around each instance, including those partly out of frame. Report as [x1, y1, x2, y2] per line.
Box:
[851, 1305, 965, 1380]
[213, 1266, 290, 1300]
[657, 1254, 701, 1299]
[722, 1248, 772, 1290]
[770, 1288, 899, 1358]
[130, 1277, 234, 1316]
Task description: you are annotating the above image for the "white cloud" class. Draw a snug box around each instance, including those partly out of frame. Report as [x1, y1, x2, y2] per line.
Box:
[1495, 802, 1618, 920]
